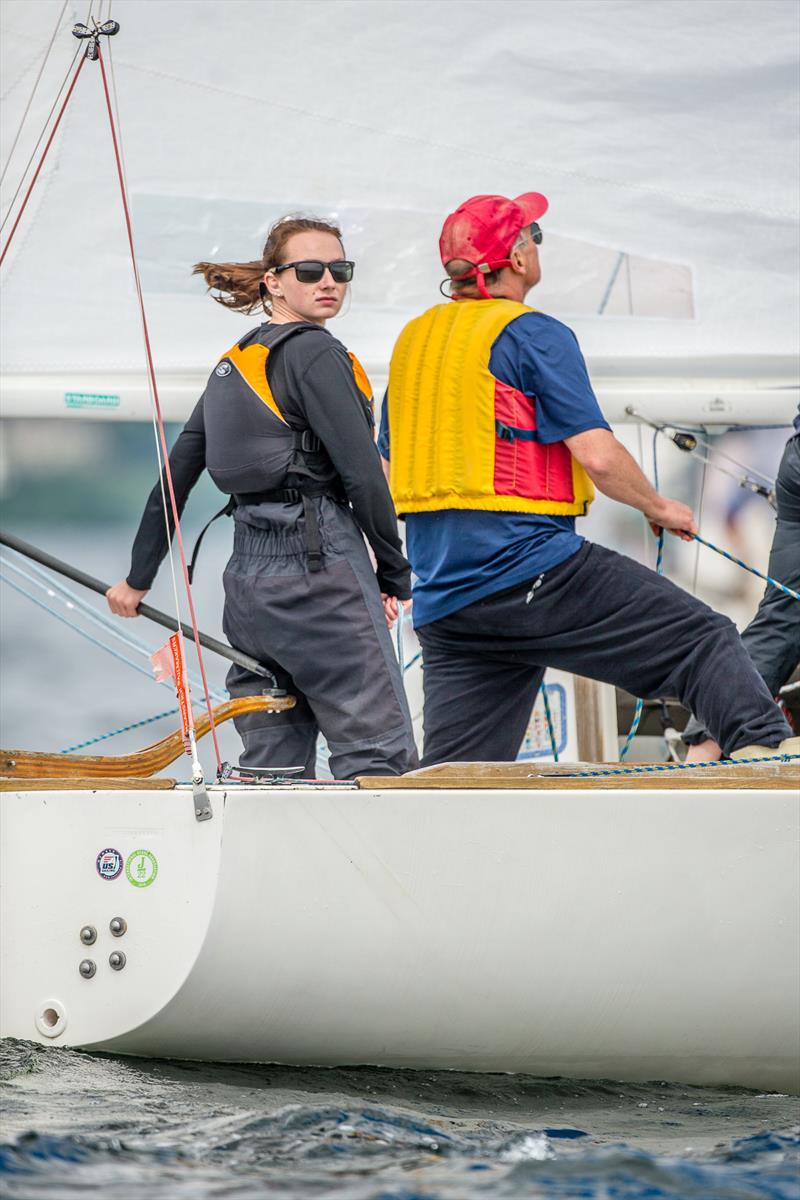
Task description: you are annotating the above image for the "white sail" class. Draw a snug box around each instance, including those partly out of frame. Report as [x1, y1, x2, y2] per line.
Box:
[1, 0, 798, 422]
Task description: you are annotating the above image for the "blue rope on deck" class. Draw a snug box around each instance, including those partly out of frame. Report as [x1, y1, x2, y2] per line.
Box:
[561, 752, 799, 779]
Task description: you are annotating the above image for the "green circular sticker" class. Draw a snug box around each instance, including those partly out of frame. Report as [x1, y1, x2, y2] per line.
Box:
[125, 849, 158, 888]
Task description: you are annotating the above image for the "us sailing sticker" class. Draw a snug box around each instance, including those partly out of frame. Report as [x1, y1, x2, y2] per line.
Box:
[125, 849, 158, 888]
[96, 848, 123, 880]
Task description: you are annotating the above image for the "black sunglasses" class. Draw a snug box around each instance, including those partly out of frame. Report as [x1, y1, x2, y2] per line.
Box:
[519, 222, 543, 247]
[273, 259, 355, 284]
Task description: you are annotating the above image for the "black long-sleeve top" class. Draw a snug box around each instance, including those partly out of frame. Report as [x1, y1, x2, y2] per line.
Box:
[127, 324, 411, 598]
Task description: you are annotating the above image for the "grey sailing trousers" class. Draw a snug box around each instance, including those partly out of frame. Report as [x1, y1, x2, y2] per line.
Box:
[415, 541, 792, 765]
[683, 434, 800, 745]
[222, 497, 418, 778]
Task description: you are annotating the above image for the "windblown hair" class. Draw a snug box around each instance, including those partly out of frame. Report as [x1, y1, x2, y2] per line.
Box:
[192, 214, 344, 314]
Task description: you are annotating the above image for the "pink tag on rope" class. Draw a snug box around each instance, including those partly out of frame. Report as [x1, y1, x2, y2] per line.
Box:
[151, 633, 192, 739]
[171, 634, 191, 739]
[150, 637, 177, 683]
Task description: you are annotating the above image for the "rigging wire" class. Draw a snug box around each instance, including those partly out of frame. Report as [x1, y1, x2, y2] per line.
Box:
[104, 21, 193, 707]
[0, 0, 94, 237]
[104, 24, 183, 641]
[625, 407, 776, 504]
[0, 50, 87, 264]
[691, 454, 708, 596]
[619, 430, 665, 761]
[0, 0, 70, 190]
[0, 47, 82, 235]
[0, 552, 226, 700]
[95, 41, 222, 774]
[0, 571, 171, 684]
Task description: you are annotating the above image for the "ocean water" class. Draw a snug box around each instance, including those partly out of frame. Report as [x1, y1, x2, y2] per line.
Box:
[1, 1039, 798, 1199]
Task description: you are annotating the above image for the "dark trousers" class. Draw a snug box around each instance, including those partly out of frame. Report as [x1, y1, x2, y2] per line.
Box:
[683, 435, 800, 744]
[416, 541, 792, 764]
[222, 497, 418, 778]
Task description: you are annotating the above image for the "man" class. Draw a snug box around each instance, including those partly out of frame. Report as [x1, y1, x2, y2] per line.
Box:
[379, 191, 796, 765]
[684, 411, 800, 761]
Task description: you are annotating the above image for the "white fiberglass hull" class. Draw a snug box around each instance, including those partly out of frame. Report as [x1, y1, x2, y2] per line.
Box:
[1, 784, 798, 1093]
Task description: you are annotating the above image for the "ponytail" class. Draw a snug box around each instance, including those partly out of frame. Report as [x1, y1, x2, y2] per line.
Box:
[191, 258, 264, 313]
[192, 214, 344, 315]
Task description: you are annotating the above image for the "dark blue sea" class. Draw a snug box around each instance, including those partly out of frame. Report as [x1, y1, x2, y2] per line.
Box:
[1, 1039, 798, 1199]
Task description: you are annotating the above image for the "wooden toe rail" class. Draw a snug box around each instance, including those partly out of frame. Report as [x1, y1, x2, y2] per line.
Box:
[357, 759, 800, 791]
[1, 694, 295, 780]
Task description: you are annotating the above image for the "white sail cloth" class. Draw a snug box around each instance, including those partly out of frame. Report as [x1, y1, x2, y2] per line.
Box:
[0, 0, 798, 422]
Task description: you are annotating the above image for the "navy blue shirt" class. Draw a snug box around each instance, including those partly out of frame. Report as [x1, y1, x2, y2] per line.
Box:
[379, 310, 610, 627]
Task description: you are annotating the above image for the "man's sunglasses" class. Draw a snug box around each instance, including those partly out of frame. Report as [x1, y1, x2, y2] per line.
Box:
[273, 259, 355, 284]
[516, 223, 543, 248]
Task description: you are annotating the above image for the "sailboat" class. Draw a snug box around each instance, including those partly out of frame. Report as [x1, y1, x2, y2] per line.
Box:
[1, 0, 798, 1094]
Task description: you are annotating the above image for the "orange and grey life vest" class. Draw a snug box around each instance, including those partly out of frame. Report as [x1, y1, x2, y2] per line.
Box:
[203, 321, 373, 497]
[387, 299, 594, 517]
[193, 322, 374, 573]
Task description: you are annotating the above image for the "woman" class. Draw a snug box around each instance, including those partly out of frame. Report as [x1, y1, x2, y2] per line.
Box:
[107, 215, 417, 778]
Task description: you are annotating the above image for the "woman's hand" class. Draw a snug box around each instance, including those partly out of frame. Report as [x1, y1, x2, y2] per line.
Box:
[381, 594, 412, 630]
[106, 580, 148, 618]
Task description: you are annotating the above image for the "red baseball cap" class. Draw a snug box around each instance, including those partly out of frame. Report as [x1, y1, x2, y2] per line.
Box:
[439, 192, 549, 288]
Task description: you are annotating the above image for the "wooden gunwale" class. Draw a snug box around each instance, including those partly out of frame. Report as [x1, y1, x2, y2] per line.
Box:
[0, 695, 294, 779]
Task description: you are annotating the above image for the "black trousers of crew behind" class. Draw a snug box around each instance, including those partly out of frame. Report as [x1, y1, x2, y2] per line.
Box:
[415, 541, 793, 765]
[683, 433, 800, 745]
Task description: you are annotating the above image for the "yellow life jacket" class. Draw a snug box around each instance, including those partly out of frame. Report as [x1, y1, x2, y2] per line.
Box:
[387, 299, 594, 516]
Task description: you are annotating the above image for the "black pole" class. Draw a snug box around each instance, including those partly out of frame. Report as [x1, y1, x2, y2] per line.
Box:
[0, 528, 277, 684]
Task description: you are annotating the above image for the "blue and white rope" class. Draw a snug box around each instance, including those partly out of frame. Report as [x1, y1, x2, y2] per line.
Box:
[540, 679, 559, 762]
[60, 708, 179, 753]
[559, 751, 799, 779]
[395, 602, 405, 672]
[689, 532, 800, 601]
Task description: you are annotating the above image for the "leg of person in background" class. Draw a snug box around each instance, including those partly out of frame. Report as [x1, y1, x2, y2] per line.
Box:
[684, 434, 800, 762]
